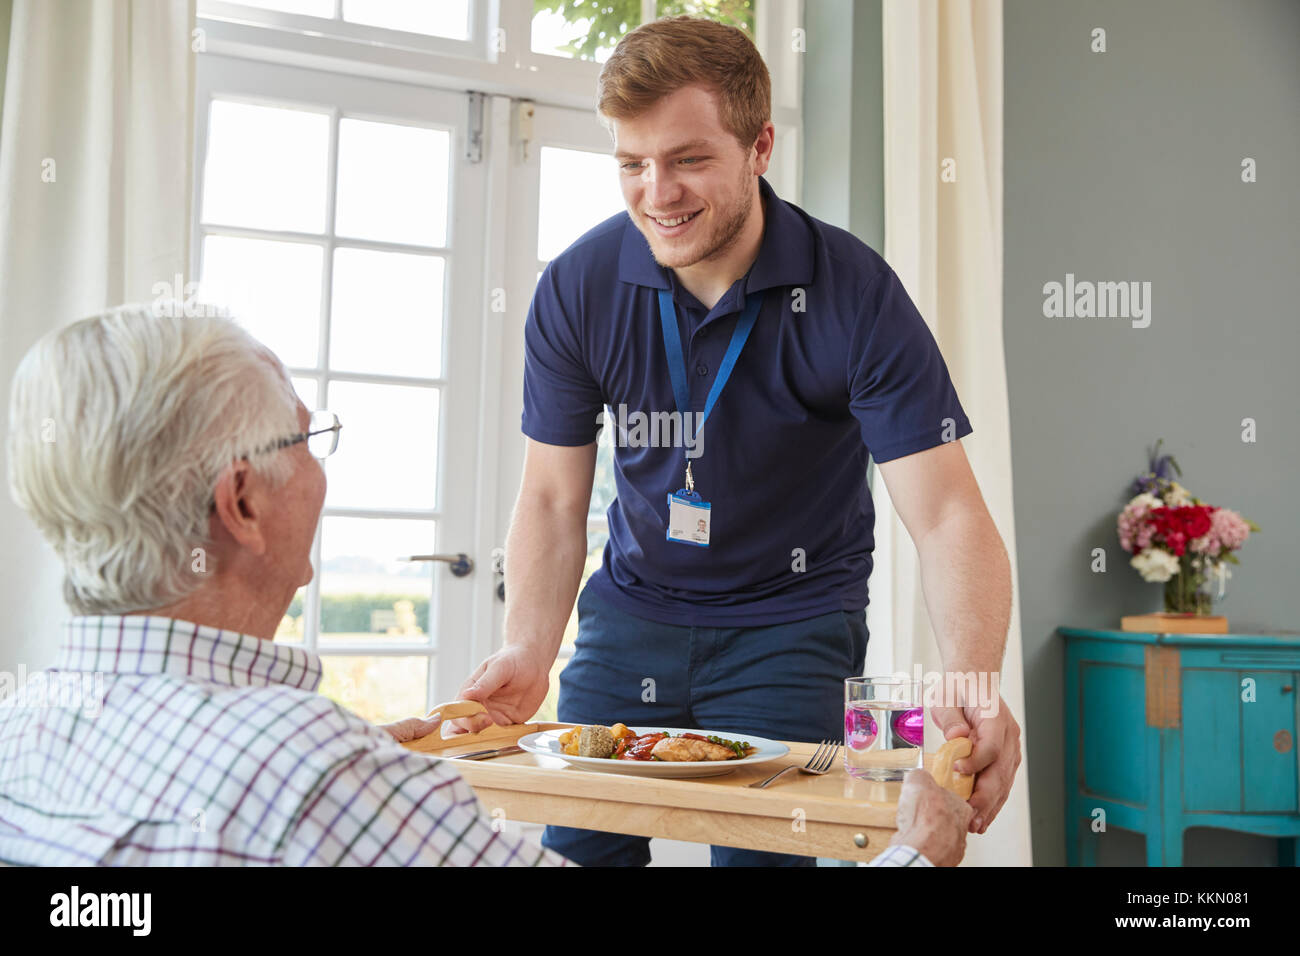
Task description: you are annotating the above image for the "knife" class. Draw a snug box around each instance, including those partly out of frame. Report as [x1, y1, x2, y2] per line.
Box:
[446, 744, 524, 761]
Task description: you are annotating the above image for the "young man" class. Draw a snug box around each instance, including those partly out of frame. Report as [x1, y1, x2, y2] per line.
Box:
[456, 16, 1020, 866]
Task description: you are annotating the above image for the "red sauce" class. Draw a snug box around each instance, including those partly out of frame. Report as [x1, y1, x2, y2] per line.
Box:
[617, 732, 667, 760]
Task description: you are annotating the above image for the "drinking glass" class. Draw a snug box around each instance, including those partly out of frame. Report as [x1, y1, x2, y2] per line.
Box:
[844, 677, 924, 780]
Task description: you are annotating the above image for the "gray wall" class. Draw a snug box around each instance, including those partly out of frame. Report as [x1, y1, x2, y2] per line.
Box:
[1005, 0, 1300, 864]
[801, 0, 883, 249]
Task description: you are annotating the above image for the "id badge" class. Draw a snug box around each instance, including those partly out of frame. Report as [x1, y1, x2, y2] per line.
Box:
[667, 490, 711, 547]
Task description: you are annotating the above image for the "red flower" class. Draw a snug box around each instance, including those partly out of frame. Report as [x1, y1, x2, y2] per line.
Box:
[1145, 505, 1217, 557]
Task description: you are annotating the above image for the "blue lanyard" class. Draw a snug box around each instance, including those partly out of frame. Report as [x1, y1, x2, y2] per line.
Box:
[657, 288, 764, 445]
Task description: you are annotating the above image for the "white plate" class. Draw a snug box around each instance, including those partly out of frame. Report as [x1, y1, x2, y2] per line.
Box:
[516, 726, 790, 778]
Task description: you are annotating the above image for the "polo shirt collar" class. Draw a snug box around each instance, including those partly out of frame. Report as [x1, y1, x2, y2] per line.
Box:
[53, 615, 323, 691]
[617, 175, 816, 301]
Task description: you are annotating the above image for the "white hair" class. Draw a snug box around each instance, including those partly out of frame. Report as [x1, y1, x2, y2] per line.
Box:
[7, 304, 301, 614]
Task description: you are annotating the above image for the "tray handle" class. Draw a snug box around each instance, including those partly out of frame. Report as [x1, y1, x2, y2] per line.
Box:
[401, 699, 573, 755]
[931, 736, 975, 799]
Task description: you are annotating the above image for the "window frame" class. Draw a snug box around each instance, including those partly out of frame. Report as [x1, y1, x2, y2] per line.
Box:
[191, 53, 493, 714]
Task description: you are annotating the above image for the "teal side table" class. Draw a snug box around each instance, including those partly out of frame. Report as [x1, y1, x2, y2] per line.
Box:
[1060, 627, 1300, 866]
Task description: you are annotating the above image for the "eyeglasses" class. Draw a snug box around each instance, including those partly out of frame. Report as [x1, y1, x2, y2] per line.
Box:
[259, 409, 342, 460]
[208, 411, 341, 515]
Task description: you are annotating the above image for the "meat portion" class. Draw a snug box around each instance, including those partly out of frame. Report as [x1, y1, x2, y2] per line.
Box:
[650, 736, 738, 762]
[578, 725, 615, 758]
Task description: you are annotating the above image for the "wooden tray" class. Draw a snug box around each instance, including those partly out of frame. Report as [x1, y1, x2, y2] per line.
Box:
[403, 701, 974, 862]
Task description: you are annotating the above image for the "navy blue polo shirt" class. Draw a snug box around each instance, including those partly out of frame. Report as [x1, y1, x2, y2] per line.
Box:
[521, 175, 971, 627]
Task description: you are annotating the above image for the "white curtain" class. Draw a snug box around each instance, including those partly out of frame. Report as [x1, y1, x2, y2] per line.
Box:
[0, 0, 195, 674]
[868, 0, 1033, 866]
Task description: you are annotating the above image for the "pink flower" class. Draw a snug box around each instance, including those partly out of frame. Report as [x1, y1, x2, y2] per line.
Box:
[1118, 493, 1161, 553]
[1190, 508, 1251, 557]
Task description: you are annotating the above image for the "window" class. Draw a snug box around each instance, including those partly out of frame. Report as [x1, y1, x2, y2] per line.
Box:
[192, 57, 486, 721]
[530, 139, 627, 720]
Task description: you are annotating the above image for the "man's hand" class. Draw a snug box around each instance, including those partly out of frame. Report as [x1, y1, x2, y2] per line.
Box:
[378, 714, 443, 744]
[890, 768, 974, 866]
[930, 693, 1021, 834]
[447, 643, 555, 734]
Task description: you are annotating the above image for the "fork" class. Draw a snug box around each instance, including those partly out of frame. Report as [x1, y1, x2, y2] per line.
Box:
[747, 740, 839, 789]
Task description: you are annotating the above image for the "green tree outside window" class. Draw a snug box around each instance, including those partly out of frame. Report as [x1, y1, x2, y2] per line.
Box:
[534, 0, 756, 62]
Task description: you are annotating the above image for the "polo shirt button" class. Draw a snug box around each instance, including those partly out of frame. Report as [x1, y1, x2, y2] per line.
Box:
[696, 364, 708, 376]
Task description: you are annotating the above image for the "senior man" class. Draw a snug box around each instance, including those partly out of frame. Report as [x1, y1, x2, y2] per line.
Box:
[0, 305, 969, 866]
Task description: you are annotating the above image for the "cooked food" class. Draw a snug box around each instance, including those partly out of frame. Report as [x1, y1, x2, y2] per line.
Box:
[558, 722, 633, 756]
[578, 724, 615, 758]
[557, 724, 755, 762]
[650, 736, 736, 761]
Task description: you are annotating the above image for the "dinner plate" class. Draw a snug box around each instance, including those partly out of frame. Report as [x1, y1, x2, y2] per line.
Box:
[516, 726, 790, 778]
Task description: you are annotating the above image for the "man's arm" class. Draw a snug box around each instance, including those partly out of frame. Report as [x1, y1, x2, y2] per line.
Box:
[503, 437, 596, 662]
[875, 439, 1020, 834]
[452, 438, 596, 731]
[875, 440, 1011, 676]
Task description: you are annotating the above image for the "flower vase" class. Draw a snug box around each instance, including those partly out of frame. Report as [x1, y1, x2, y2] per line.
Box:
[1163, 556, 1213, 616]
[1122, 555, 1229, 633]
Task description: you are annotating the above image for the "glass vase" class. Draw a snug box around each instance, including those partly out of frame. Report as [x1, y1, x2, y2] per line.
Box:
[1162, 555, 1213, 615]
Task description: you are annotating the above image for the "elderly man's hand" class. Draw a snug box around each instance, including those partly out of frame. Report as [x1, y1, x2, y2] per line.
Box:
[930, 693, 1022, 834]
[890, 768, 975, 867]
[378, 714, 444, 744]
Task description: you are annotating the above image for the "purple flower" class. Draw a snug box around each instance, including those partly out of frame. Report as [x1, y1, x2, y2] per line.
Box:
[1129, 439, 1182, 498]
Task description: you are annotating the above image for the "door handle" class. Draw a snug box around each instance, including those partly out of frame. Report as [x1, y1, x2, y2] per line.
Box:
[401, 553, 475, 577]
[492, 546, 505, 602]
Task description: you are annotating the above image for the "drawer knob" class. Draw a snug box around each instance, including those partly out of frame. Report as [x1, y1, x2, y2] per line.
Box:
[1275, 730, 1293, 754]
[854, 833, 868, 848]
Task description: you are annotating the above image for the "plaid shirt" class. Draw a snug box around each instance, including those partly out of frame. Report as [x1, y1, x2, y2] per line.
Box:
[0, 616, 569, 866]
[869, 844, 934, 867]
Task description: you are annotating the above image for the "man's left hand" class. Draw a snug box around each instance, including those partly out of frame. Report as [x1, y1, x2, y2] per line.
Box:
[929, 694, 1021, 834]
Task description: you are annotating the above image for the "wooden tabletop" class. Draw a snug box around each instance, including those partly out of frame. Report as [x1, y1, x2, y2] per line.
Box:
[403, 712, 974, 862]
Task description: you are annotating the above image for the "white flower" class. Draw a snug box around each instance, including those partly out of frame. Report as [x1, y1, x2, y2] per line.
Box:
[1131, 548, 1180, 583]
[1164, 482, 1193, 507]
[1128, 492, 1162, 511]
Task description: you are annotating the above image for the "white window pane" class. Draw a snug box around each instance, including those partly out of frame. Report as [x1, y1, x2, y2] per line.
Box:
[202, 101, 329, 233]
[325, 381, 439, 509]
[278, 585, 309, 642]
[590, 434, 616, 517]
[537, 146, 625, 261]
[224, 0, 334, 16]
[318, 516, 435, 644]
[329, 248, 444, 377]
[342, 0, 469, 39]
[319, 655, 430, 724]
[199, 235, 323, 368]
[531, 7, 636, 62]
[291, 376, 319, 409]
[335, 119, 449, 247]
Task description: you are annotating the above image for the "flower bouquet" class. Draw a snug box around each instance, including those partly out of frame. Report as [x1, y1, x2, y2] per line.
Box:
[1116, 440, 1259, 630]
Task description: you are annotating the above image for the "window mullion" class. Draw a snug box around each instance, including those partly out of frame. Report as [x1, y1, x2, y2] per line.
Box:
[309, 107, 341, 651]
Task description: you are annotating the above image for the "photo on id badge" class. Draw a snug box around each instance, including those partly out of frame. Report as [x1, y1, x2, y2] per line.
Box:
[667, 492, 711, 547]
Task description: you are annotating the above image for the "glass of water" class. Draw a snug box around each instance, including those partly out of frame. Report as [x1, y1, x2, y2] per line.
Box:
[844, 677, 924, 780]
